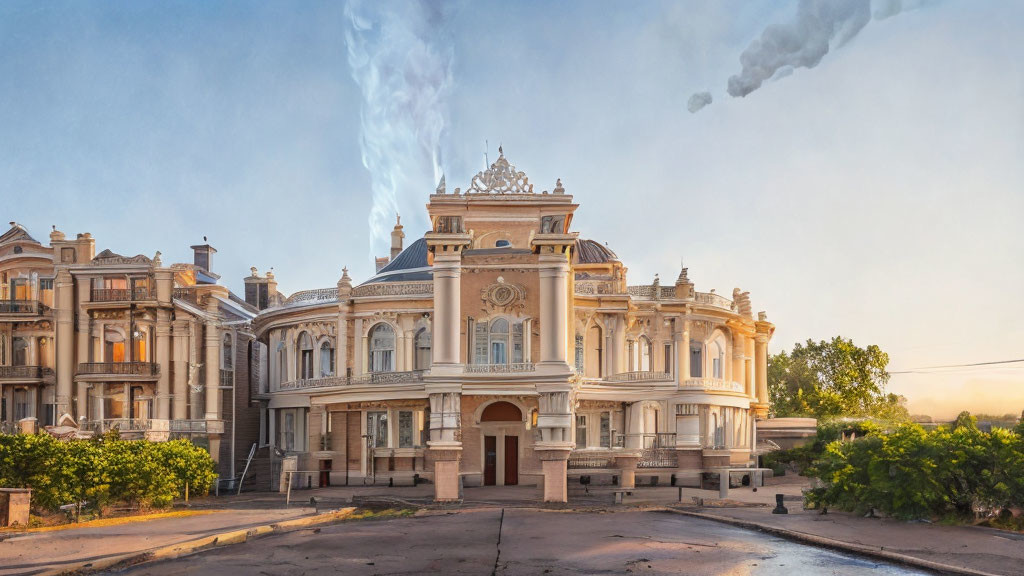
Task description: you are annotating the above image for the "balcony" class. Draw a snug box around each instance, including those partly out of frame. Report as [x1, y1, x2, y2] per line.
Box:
[169, 419, 209, 433]
[84, 418, 152, 434]
[77, 362, 160, 379]
[679, 378, 745, 394]
[0, 300, 46, 315]
[279, 370, 425, 392]
[90, 288, 153, 302]
[605, 371, 673, 383]
[464, 363, 536, 374]
[0, 365, 52, 381]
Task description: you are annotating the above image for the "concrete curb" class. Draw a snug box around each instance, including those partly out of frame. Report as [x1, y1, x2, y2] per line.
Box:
[41, 507, 357, 576]
[662, 508, 1004, 576]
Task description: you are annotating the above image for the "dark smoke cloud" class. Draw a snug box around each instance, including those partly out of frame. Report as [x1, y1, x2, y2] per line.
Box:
[687, 92, 713, 113]
[687, 0, 925, 112]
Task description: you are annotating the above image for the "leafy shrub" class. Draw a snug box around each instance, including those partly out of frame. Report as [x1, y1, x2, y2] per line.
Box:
[0, 433, 215, 514]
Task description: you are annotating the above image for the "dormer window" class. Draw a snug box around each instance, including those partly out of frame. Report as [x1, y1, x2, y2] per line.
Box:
[495, 240, 511, 248]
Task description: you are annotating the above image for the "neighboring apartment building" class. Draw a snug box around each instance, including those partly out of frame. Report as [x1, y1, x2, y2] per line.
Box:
[252, 151, 775, 503]
[0, 222, 258, 481]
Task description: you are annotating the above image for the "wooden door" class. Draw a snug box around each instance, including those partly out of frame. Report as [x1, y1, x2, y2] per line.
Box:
[504, 435, 518, 486]
[484, 436, 497, 486]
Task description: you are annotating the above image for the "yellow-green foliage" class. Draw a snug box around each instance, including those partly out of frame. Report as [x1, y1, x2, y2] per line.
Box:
[0, 434, 215, 513]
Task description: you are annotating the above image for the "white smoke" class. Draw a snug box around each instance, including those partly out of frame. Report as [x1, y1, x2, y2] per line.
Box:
[688, 0, 927, 111]
[687, 92, 713, 113]
[344, 0, 453, 258]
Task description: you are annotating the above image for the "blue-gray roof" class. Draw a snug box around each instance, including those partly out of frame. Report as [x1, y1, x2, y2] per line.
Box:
[361, 238, 433, 284]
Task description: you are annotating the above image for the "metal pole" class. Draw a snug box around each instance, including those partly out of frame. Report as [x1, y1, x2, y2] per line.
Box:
[230, 330, 236, 481]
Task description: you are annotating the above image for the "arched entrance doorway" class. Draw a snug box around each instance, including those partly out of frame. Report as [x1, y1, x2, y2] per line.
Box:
[480, 401, 523, 486]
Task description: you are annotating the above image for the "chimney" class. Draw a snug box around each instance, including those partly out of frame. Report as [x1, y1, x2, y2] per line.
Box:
[375, 256, 390, 273]
[390, 214, 405, 260]
[191, 239, 217, 273]
[243, 268, 278, 310]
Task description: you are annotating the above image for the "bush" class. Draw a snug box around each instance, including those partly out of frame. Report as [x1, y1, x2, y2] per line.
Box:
[0, 433, 215, 514]
[804, 416, 1024, 522]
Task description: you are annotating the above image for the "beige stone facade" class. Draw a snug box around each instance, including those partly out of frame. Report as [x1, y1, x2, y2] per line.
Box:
[253, 151, 776, 502]
[0, 223, 258, 481]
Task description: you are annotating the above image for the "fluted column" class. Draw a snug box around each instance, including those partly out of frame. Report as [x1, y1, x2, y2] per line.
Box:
[744, 337, 754, 399]
[172, 320, 189, 419]
[155, 310, 172, 419]
[336, 312, 348, 377]
[54, 270, 74, 418]
[753, 333, 770, 418]
[679, 319, 690, 381]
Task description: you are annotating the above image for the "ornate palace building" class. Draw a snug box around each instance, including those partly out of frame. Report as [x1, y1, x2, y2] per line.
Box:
[0, 223, 259, 482]
[253, 150, 775, 502]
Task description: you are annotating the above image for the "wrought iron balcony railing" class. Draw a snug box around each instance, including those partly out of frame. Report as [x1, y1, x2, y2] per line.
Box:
[77, 362, 160, 377]
[0, 300, 45, 314]
[90, 287, 152, 302]
[0, 365, 51, 379]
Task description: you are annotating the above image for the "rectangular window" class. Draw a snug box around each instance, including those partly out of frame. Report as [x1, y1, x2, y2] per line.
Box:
[575, 414, 588, 449]
[600, 412, 610, 448]
[473, 320, 488, 364]
[398, 411, 414, 448]
[512, 323, 524, 363]
[367, 411, 388, 448]
[690, 346, 702, 378]
[712, 357, 722, 379]
[13, 388, 30, 421]
[490, 341, 507, 364]
[282, 411, 296, 451]
[664, 344, 672, 375]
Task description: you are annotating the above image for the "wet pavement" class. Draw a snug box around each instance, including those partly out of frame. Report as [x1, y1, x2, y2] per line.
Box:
[116, 508, 930, 575]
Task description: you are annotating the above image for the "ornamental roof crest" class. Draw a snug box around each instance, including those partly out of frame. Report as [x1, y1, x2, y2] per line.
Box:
[467, 147, 534, 194]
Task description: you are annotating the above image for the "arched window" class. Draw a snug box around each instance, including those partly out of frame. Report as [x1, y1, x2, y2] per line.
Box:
[297, 332, 313, 379]
[489, 318, 508, 365]
[689, 341, 703, 378]
[414, 328, 431, 370]
[472, 317, 524, 365]
[319, 340, 334, 377]
[222, 333, 233, 370]
[712, 340, 725, 378]
[638, 336, 652, 372]
[574, 332, 584, 373]
[586, 324, 603, 378]
[103, 328, 125, 363]
[12, 337, 28, 366]
[369, 324, 395, 372]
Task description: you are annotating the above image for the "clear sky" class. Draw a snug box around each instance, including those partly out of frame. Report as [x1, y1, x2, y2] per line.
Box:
[2, 1, 1021, 418]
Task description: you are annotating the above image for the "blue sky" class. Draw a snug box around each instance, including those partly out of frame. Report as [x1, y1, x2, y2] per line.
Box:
[2, 1, 1022, 417]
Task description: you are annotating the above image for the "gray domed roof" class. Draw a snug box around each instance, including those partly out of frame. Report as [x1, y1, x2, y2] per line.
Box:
[574, 239, 618, 264]
[361, 238, 432, 284]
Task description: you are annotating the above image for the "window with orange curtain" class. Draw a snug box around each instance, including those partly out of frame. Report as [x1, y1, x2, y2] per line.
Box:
[135, 339, 146, 362]
[11, 279, 29, 301]
[110, 342, 125, 363]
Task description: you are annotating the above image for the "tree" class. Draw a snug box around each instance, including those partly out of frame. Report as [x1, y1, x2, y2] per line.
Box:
[768, 336, 908, 421]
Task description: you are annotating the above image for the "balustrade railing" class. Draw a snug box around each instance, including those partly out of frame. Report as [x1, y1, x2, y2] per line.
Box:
[0, 365, 50, 379]
[169, 419, 209, 433]
[85, 418, 151, 433]
[567, 453, 616, 469]
[694, 291, 735, 310]
[279, 370, 424, 391]
[680, 378, 744, 393]
[91, 288, 152, 302]
[605, 371, 673, 383]
[0, 300, 44, 314]
[574, 280, 622, 296]
[351, 282, 434, 298]
[464, 363, 536, 374]
[77, 362, 160, 377]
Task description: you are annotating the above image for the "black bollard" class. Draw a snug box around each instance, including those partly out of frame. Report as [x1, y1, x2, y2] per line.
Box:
[772, 493, 789, 514]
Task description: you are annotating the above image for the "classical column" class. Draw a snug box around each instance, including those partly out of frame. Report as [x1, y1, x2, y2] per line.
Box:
[54, 270, 74, 418]
[679, 319, 691, 382]
[336, 314, 348, 377]
[537, 254, 570, 368]
[172, 320, 189, 419]
[752, 312, 773, 419]
[611, 315, 626, 376]
[427, 392, 462, 501]
[731, 330, 745, 387]
[155, 310, 172, 419]
[430, 253, 462, 374]
[354, 319, 364, 376]
[203, 301, 221, 421]
[744, 337, 754, 399]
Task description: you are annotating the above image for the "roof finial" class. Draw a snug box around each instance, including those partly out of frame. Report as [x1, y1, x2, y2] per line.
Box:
[436, 174, 446, 195]
[396, 213, 401, 226]
[498, 144, 503, 156]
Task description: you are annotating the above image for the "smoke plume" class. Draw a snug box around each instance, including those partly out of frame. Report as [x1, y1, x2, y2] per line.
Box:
[688, 0, 924, 111]
[344, 0, 453, 257]
[687, 92, 713, 113]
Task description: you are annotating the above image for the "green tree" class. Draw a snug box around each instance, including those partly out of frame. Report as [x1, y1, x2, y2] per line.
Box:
[768, 336, 908, 421]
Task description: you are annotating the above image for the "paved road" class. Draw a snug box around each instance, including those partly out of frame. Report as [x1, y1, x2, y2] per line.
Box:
[0, 508, 309, 576]
[117, 509, 929, 575]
